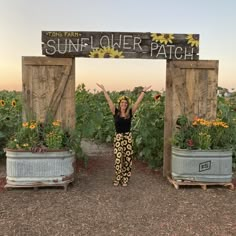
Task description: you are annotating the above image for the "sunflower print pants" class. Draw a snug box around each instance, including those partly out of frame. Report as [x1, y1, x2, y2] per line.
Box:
[113, 132, 133, 184]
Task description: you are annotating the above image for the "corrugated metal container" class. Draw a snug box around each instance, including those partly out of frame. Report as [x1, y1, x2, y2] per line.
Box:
[171, 147, 232, 182]
[5, 150, 75, 190]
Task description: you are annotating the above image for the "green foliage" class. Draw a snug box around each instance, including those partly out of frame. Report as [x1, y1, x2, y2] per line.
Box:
[6, 120, 74, 151]
[75, 84, 165, 169]
[173, 98, 236, 151]
[2, 85, 236, 169]
[0, 89, 85, 166]
[0, 91, 22, 157]
[7, 121, 39, 150]
[132, 94, 165, 169]
[75, 84, 115, 142]
[217, 96, 236, 163]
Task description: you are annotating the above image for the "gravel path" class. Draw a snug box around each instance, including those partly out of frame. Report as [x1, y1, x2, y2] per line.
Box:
[0, 146, 236, 236]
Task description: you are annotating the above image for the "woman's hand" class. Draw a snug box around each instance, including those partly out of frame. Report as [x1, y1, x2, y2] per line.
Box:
[143, 85, 152, 92]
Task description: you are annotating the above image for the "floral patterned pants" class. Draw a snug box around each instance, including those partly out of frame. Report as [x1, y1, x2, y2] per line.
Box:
[113, 132, 133, 184]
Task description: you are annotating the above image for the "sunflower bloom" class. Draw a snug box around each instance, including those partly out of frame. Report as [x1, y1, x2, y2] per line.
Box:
[109, 49, 124, 58]
[22, 122, 29, 127]
[52, 120, 61, 126]
[117, 95, 132, 105]
[11, 100, 16, 107]
[154, 94, 161, 101]
[29, 124, 36, 129]
[159, 34, 175, 45]
[151, 33, 164, 43]
[100, 47, 116, 58]
[186, 34, 199, 47]
[89, 48, 105, 58]
[0, 100, 5, 106]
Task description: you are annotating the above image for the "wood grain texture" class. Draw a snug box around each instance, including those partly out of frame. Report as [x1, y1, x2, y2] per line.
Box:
[22, 57, 75, 130]
[163, 60, 219, 176]
[42, 31, 199, 60]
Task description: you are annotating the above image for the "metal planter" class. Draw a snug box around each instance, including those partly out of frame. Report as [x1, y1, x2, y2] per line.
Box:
[171, 147, 232, 183]
[5, 149, 75, 190]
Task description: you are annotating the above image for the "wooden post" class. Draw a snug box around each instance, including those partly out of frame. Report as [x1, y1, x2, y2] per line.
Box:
[163, 60, 219, 177]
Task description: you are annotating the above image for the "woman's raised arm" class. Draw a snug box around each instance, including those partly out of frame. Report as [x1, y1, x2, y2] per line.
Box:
[96, 83, 115, 114]
[132, 86, 152, 114]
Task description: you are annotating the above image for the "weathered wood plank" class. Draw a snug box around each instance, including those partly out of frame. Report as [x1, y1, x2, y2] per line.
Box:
[42, 42, 199, 53]
[23, 57, 72, 65]
[41, 49, 200, 60]
[163, 61, 174, 177]
[22, 57, 75, 130]
[42, 31, 198, 41]
[42, 31, 200, 60]
[172, 60, 218, 69]
[167, 176, 235, 190]
[163, 60, 218, 177]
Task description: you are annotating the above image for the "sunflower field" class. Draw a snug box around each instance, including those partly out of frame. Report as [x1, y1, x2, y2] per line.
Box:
[0, 90, 22, 157]
[75, 83, 165, 169]
[1, 85, 236, 169]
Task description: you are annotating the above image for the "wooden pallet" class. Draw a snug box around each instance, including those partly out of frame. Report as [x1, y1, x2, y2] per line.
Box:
[4, 180, 74, 192]
[167, 176, 235, 190]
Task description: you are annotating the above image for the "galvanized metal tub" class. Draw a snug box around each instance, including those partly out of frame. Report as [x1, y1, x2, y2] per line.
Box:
[5, 149, 75, 190]
[171, 147, 232, 182]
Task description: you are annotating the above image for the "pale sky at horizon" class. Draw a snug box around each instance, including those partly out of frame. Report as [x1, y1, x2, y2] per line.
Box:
[0, 0, 236, 92]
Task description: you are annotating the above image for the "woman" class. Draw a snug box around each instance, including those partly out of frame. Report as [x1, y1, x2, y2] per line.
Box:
[96, 83, 151, 187]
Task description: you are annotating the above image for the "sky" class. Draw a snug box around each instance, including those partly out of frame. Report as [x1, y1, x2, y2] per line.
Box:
[0, 0, 236, 92]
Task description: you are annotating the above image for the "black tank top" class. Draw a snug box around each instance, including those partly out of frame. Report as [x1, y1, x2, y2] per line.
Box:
[114, 108, 132, 133]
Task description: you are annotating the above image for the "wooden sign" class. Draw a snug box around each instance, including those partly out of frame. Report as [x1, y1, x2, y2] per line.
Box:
[42, 31, 199, 60]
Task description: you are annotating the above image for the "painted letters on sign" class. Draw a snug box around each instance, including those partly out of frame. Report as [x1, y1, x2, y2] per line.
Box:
[42, 31, 199, 60]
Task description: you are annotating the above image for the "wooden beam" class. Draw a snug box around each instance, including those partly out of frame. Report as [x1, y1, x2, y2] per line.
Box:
[42, 31, 200, 60]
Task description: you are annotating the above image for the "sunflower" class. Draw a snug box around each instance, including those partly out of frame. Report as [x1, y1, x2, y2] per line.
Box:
[116, 152, 122, 158]
[115, 158, 121, 164]
[126, 150, 131, 156]
[100, 47, 116, 58]
[127, 144, 132, 150]
[11, 100, 16, 107]
[109, 49, 124, 58]
[115, 136, 121, 142]
[115, 165, 120, 171]
[159, 34, 174, 45]
[151, 33, 175, 45]
[186, 34, 199, 47]
[122, 140, 128, 146]
[115, 142, 121, 148]
[127, 137, 132, 143]
[89, 48, 105, 58]
[22, 122, 29, 127]
[0, 99, 5, 106]
[117, 95, 132, 105]
[52, 120, 61, 126]
[154, 94, 161, 101]
[151, 33, 164, 43]
[29, 124, 36, 129]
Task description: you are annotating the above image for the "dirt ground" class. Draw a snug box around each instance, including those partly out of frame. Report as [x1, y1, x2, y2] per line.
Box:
[0, 144, 236, 236]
